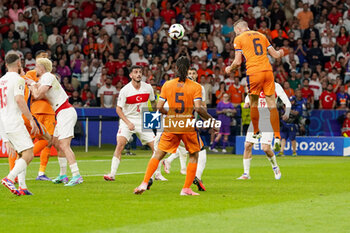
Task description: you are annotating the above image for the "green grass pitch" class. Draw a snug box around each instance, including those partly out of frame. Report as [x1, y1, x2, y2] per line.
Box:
[1, 145, 350, 233]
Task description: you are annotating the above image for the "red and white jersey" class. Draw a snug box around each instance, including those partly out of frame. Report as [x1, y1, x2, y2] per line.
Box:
[39, 72, 68, 111]
[98, 85, 117, 108]
[245, 82, 291, 119]
[25, 58, 36, 70]
[101, 17, 117, 36]
[117, 81, 155, 119]
[0, 72, 26, 132]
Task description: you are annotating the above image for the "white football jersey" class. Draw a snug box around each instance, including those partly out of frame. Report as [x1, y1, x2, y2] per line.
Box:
[39, 72, 68, 111]
[117, 81, 155, 119]
[0, 72, 26, 132]
[245, 82, 291, 119]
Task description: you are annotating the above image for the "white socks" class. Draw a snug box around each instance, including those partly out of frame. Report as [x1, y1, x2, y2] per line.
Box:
[8, 158, 27, 181]
[243, 158, 252, 175]
[69, 163, 80, 177]
[196, 149, 207, 180]
[58, 157, 67, 176]
[267, 155, 278, 168]
[18, 167, 27, 189]
[110, 156, 120, 177]
[38, 171, 45, 176]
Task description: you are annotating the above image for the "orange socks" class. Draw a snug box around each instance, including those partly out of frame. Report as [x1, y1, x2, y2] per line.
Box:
[183, 162, 197, 189]
[8, 153, 17, 171]
[39, 147, 50, 173]
[143, 158, 160, 183]
[33, 140, 48, 155]
[250, 106, 260, 134]
[270, 108, 281, 138]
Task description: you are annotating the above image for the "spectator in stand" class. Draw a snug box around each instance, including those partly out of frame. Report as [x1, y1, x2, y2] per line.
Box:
[321, 29, 336, 61]
[270, 1, 286, 29]
[307, 40, 324, 69]
[270, 23, 288, 40]
[160, 2, 176, 25]
[258, 20, 271, 41]
[214, 2, 231, 25]
[98, 76, 117, 108]
[47, 27, 63, 48]
[303, 21, 320, 44]
[210, 93, 235, 153]
[336, 26, 350, 49]
[0, 9, 13, 35]
[337, 85, 350, 108]
[24, 52, 35, 71]
[328, 67, 340, 81]
[228, 77, 245, 106]
[328, 6, 343, 25]
[309, 72, 323, 109]
[197, 62, 213, 83]
[221, 17, 234, 43]
[101, 11, 117, 37]
[216, 81, 227, 104]
[283, 82, 295, 98]
[69, 90, 83, 107]
[320, 83, 337, 109]
[325, 55, 342, 73]
[14, 13, 28, 40]
[297, 3, 314, 31]
[83, 91, 97, 107]
[113, 68, 129, 86]
[57, 59, 71, 82]
[9, 3, 23, 22]
[341, 111, 350, 136]
[301, 78, 314, 107]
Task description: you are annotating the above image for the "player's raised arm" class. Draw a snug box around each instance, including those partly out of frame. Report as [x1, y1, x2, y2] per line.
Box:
[275, 83, 291, 120]
[267, 46, 284, 59]
[225, 50, 243, 74]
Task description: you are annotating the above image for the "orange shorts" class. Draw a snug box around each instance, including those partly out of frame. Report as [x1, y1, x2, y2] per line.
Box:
[158, 132, 203, 154]
[247, 70, 275, 96]
[34, 114, 56, 135]
[24, 116, 50, 139]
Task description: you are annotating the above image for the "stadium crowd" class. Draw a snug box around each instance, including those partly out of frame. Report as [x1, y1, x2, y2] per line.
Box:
[0, 0, 349, 111]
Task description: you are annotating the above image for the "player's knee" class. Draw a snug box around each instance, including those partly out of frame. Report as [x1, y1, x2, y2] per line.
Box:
[261, 144, 270, 153]
[245, 142, 253, 151]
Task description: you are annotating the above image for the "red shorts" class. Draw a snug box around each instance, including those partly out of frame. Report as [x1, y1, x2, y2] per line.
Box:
[158, 132, 203, 154]
[247, 70, 275, 96]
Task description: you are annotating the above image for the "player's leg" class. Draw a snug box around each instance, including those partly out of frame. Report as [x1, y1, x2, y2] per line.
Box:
[178, 146, 188, 174]
[277, 125, 287, 156]
[210, 133, 222, 152]
[36, 114, 55, 180]
[247, 74, 262, 136]
[193, 148, 207, 191]
[2, 130, 34, 196]
[237, 123, 256, 180]
[149, 140, 167, 181]
[58, 136, 83, 186]
[261, 130, 281, 180]
[180, 132, 203, 196]
[262, 144, 281, 180]
[292, 140, 297, 156]
[290, 125, 297, 156]
[105, 136, 128, 181]
[52, 136, 69, 184]
[222, 135, 229, 153]
[134, 133, 181, 194]
[264, 71, 281, 150]
[163, 150, 179, 173]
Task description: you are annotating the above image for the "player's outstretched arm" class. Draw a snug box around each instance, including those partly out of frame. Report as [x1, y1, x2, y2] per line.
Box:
[268, 46, 284, 59]
[225, 51, 242, 74]
[157, 99, 168, 115]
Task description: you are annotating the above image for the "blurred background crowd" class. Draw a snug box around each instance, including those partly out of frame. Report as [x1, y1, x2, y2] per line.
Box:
[0, 0, 349, 138]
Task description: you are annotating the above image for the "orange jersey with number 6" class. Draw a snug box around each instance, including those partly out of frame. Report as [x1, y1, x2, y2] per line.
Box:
[233, 30, 272, 75]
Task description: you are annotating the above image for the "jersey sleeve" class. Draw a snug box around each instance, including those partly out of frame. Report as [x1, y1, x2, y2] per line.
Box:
[264, 34, 272, 50]
[117, 88, 126, 108]
[275, 83, 291, 116]
[159, 82, 168, 102]
[233, 36, 242, 52]
[14, 77, 25, 97]
[40, 74, 54, 86]
[193, 84, 202, 102]
[201, 85, 206, 102]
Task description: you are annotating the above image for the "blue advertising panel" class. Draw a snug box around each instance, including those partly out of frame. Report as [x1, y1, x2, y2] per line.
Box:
[236, 136, 344, 156]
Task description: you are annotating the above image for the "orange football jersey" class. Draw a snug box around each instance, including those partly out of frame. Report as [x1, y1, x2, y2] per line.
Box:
[234, 30, 272, 75]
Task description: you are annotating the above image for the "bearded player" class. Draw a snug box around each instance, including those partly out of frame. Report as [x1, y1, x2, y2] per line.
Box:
[1, 53, 39, 195]
[238, 82, 290, 180]
[27, 58, 83, 186]
[225, 20, 284, 151]
[103, 66, 159, 182]
[134, 57, 218, 196]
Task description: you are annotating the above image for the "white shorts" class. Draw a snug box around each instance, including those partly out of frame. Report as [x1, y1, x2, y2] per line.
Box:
[7, 126, 33, 153]
[117, 119, 155, 145]
[54, 107, 77, 140]
[245, 118, 273, 145]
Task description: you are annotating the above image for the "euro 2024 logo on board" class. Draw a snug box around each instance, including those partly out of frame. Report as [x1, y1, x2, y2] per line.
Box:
[143, 111, 162, 129]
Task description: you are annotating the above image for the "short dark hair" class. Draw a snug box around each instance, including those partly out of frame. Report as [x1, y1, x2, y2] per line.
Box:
[5, 53, 20, 65]
[130, 65, 142, 72]
[189, 67, 197, 72]
[35, 50, 47, 58]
